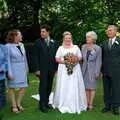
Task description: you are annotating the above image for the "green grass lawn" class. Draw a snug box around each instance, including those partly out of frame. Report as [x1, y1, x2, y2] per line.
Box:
[3, 73, 120, 120]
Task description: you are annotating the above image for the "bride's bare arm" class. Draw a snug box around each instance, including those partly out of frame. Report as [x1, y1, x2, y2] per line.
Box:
[56, 58, 64, 64]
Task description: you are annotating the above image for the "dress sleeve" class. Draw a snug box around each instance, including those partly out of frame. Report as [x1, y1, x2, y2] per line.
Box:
[22, 43, 29, 73]
[55, 46, 62, 58]
[6, 44, 13, 77]
[0, 45, 7, 72]
[76, 45, 82, 58]
[95, 46, 102, 74]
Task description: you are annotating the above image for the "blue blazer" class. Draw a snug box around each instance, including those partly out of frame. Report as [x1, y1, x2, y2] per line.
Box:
[0, 44, 7, 80]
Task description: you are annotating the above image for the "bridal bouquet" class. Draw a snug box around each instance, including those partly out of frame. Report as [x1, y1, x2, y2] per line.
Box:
[64, 52, 77, 75]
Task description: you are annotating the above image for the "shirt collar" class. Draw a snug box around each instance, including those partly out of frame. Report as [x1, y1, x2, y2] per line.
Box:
[45, 36, 50, 41]
[109, 36, 116, 44]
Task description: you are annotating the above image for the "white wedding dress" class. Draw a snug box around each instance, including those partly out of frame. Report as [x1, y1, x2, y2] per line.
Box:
[52, 45, 87, 114]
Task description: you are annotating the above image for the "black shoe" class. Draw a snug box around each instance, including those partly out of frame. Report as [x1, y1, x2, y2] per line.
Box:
[102, 107, 111, 113]
[46, 104, 53, 110]
[39, 107, 48, 113]
[113, 108, 120, 115]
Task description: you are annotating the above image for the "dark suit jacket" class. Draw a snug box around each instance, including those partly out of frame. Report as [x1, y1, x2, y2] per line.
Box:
[33, 38, 58, 73]
[101, 37, 120, 75]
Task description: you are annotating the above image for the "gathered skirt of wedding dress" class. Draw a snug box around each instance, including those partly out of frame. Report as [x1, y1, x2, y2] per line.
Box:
[51, 63, 87, 114]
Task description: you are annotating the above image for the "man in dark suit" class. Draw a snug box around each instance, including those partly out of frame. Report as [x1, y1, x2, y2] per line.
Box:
[33, 25, 58, 113]
[101, 25, 120, 115]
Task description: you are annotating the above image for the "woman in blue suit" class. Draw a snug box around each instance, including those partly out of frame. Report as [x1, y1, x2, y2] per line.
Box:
[6, 30, 29, 113]
[0, 43, 7, 119]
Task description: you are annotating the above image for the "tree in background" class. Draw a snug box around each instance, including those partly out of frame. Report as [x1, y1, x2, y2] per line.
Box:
[40, 0, 120, 45]
[0, 0, 119, 71]
[0, 0, 120, 44]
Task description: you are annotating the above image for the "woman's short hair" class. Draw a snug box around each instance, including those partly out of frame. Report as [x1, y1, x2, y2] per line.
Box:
[86, 31, 97, 41]
[6, 29, 20, 43]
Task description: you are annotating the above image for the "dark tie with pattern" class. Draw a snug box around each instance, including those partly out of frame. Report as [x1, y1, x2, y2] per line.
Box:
[46, 39, 49, 46]
[108, 40, 112, 50]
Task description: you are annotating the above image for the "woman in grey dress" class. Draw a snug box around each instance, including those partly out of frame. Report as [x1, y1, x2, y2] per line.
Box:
[6, 30, 28, 113]
[82, 31, 102, 110]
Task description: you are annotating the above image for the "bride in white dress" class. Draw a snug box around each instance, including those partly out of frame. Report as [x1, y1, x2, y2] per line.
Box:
[52, 32, 87, 114]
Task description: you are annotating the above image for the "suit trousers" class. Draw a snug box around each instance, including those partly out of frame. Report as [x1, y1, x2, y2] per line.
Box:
[103, 72, 120, 108]
[39, 70, 54, 108]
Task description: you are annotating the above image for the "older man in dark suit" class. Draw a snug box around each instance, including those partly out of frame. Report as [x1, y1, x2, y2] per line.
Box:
[33, 25, 58, 113]
[101, 25, 120, 115]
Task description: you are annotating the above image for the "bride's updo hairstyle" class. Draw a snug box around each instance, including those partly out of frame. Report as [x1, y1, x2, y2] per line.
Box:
[63, 31, 72, 38]
[62, 31, 73, 46]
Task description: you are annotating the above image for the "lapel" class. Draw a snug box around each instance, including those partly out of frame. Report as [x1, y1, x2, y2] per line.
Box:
[49, 39, 54, 48]
[83, 44, 96, 61]
[104, 40, 110, 52]
[40, 38, 48, 48]
[16, 43, 25, 56]
[40, 38, 50, 56]
[105, 37, 120, 52]
[82, 45, 87, 62]
[40, 38, 55, 53]
[85, 47, 88, 61]
[14, 44, 22, 56]
[111, 37, 120, 50]
[87, 45, 97, 60]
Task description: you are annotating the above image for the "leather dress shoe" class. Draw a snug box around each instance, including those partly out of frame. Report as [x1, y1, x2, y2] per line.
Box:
[46, 104, 53, 109]
[113, 107, 120, 115]
[102, 107, 111, 113]
[39, 106, 48, 113]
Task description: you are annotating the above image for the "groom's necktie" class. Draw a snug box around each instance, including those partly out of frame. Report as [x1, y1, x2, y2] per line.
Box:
[45, 38, 50, 46]
[108, 40, 112, 50]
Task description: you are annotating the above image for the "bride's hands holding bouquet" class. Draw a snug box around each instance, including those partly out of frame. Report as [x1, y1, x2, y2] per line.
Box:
[64, 53, 78, 75]
[70, 55, 79, 64]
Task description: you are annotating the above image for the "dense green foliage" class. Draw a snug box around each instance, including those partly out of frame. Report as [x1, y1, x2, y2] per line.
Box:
[0, 0, 120, 44]
[0, 0, 120, 71]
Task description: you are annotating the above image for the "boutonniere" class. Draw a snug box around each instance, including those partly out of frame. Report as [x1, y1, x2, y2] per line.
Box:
[115, 41, 119, 45]
[91, 48, 96, 54]
[50, 39, 54, 43]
